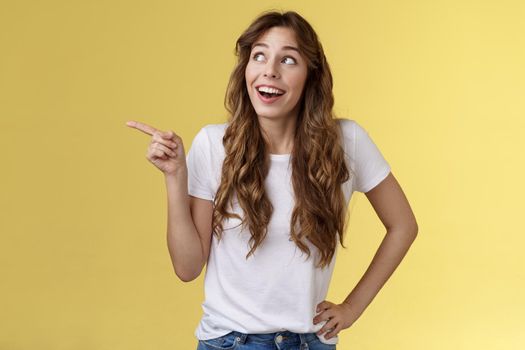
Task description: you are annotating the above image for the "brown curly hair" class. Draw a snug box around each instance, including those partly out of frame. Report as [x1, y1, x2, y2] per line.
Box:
[212, 10, 354, 269]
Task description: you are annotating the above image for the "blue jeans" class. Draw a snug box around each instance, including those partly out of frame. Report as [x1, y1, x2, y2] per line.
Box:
[197, 330, 336, 350]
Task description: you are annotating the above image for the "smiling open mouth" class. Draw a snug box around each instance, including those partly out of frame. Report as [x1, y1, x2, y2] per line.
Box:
[256, 88, 285, 103]
[259, 91, 283, 98]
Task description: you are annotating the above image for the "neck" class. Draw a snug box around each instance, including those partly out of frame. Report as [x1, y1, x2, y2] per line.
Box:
[257, 114, 297, 154]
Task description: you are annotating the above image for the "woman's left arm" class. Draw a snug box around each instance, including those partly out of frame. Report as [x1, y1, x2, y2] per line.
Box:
[314, 171, 418, 340]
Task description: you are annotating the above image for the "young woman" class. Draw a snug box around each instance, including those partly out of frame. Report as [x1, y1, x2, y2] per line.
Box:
[127, 10, 418, 350]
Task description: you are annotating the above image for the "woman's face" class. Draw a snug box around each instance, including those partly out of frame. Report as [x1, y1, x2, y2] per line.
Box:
[245, 26, 308, 121]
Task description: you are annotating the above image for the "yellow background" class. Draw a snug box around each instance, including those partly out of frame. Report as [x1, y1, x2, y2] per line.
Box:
[1, 0, 524, 349]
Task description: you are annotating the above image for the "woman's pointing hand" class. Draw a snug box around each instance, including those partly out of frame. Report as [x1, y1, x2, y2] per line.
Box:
[126, 120, 187, 177]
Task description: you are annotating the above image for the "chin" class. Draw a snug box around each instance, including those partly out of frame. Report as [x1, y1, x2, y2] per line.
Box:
[252, 103, 290, 117]
[254, 109, 288, 119]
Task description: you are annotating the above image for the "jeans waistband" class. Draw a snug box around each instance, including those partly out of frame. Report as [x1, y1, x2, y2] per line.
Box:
[229, 330, 318, 345]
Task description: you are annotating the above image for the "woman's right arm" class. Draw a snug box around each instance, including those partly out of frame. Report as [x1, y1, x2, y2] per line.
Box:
[165, 172, 213, 282]
[126, 120, 213, 283]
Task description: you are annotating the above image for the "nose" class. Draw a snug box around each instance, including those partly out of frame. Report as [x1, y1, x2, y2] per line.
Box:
[263, 59, 280, 79]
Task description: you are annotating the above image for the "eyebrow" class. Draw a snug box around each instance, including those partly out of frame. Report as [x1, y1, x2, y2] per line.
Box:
[252, 42, 300, 53]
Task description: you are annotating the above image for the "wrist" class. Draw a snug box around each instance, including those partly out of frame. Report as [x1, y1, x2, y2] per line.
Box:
[164, 168, 187, 181]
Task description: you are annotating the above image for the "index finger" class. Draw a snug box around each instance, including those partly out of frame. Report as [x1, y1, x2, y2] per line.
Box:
[125, 120, 158, 136]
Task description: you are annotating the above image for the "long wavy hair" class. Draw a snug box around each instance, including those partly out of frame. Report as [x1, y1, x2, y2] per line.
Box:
[212, 10, 353, 269]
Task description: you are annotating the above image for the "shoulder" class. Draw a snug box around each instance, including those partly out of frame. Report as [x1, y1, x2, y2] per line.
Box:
[334, 117, 357, 134]
[198, 123, 228, 140]
[334, 118, 358, 146]
[200, 122, 228, 135]
[190, 122, 228, 157]
[335, 117, 375, 141]
[193, 122, 228, 144]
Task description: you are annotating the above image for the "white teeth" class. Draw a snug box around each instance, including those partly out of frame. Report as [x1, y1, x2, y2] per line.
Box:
[257, 86, 284, 95]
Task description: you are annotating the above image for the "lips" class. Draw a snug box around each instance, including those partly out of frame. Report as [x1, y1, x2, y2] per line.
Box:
[255, 84, 286, 94]
[256, 87, 285, 104]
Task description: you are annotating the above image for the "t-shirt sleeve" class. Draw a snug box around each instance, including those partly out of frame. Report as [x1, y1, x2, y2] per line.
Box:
[185, 126, 214, 201]
[353, 121, 391, 193]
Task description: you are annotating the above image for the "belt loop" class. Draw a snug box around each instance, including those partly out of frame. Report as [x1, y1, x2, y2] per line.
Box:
[299, 333, 309, 349]
[233, 331, 247, 345]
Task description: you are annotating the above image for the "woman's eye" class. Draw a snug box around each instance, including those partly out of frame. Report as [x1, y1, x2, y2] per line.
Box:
[283, 56, 296, 65]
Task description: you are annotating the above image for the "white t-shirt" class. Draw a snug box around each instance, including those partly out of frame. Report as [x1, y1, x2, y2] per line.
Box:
[186, 118, 391, 345]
